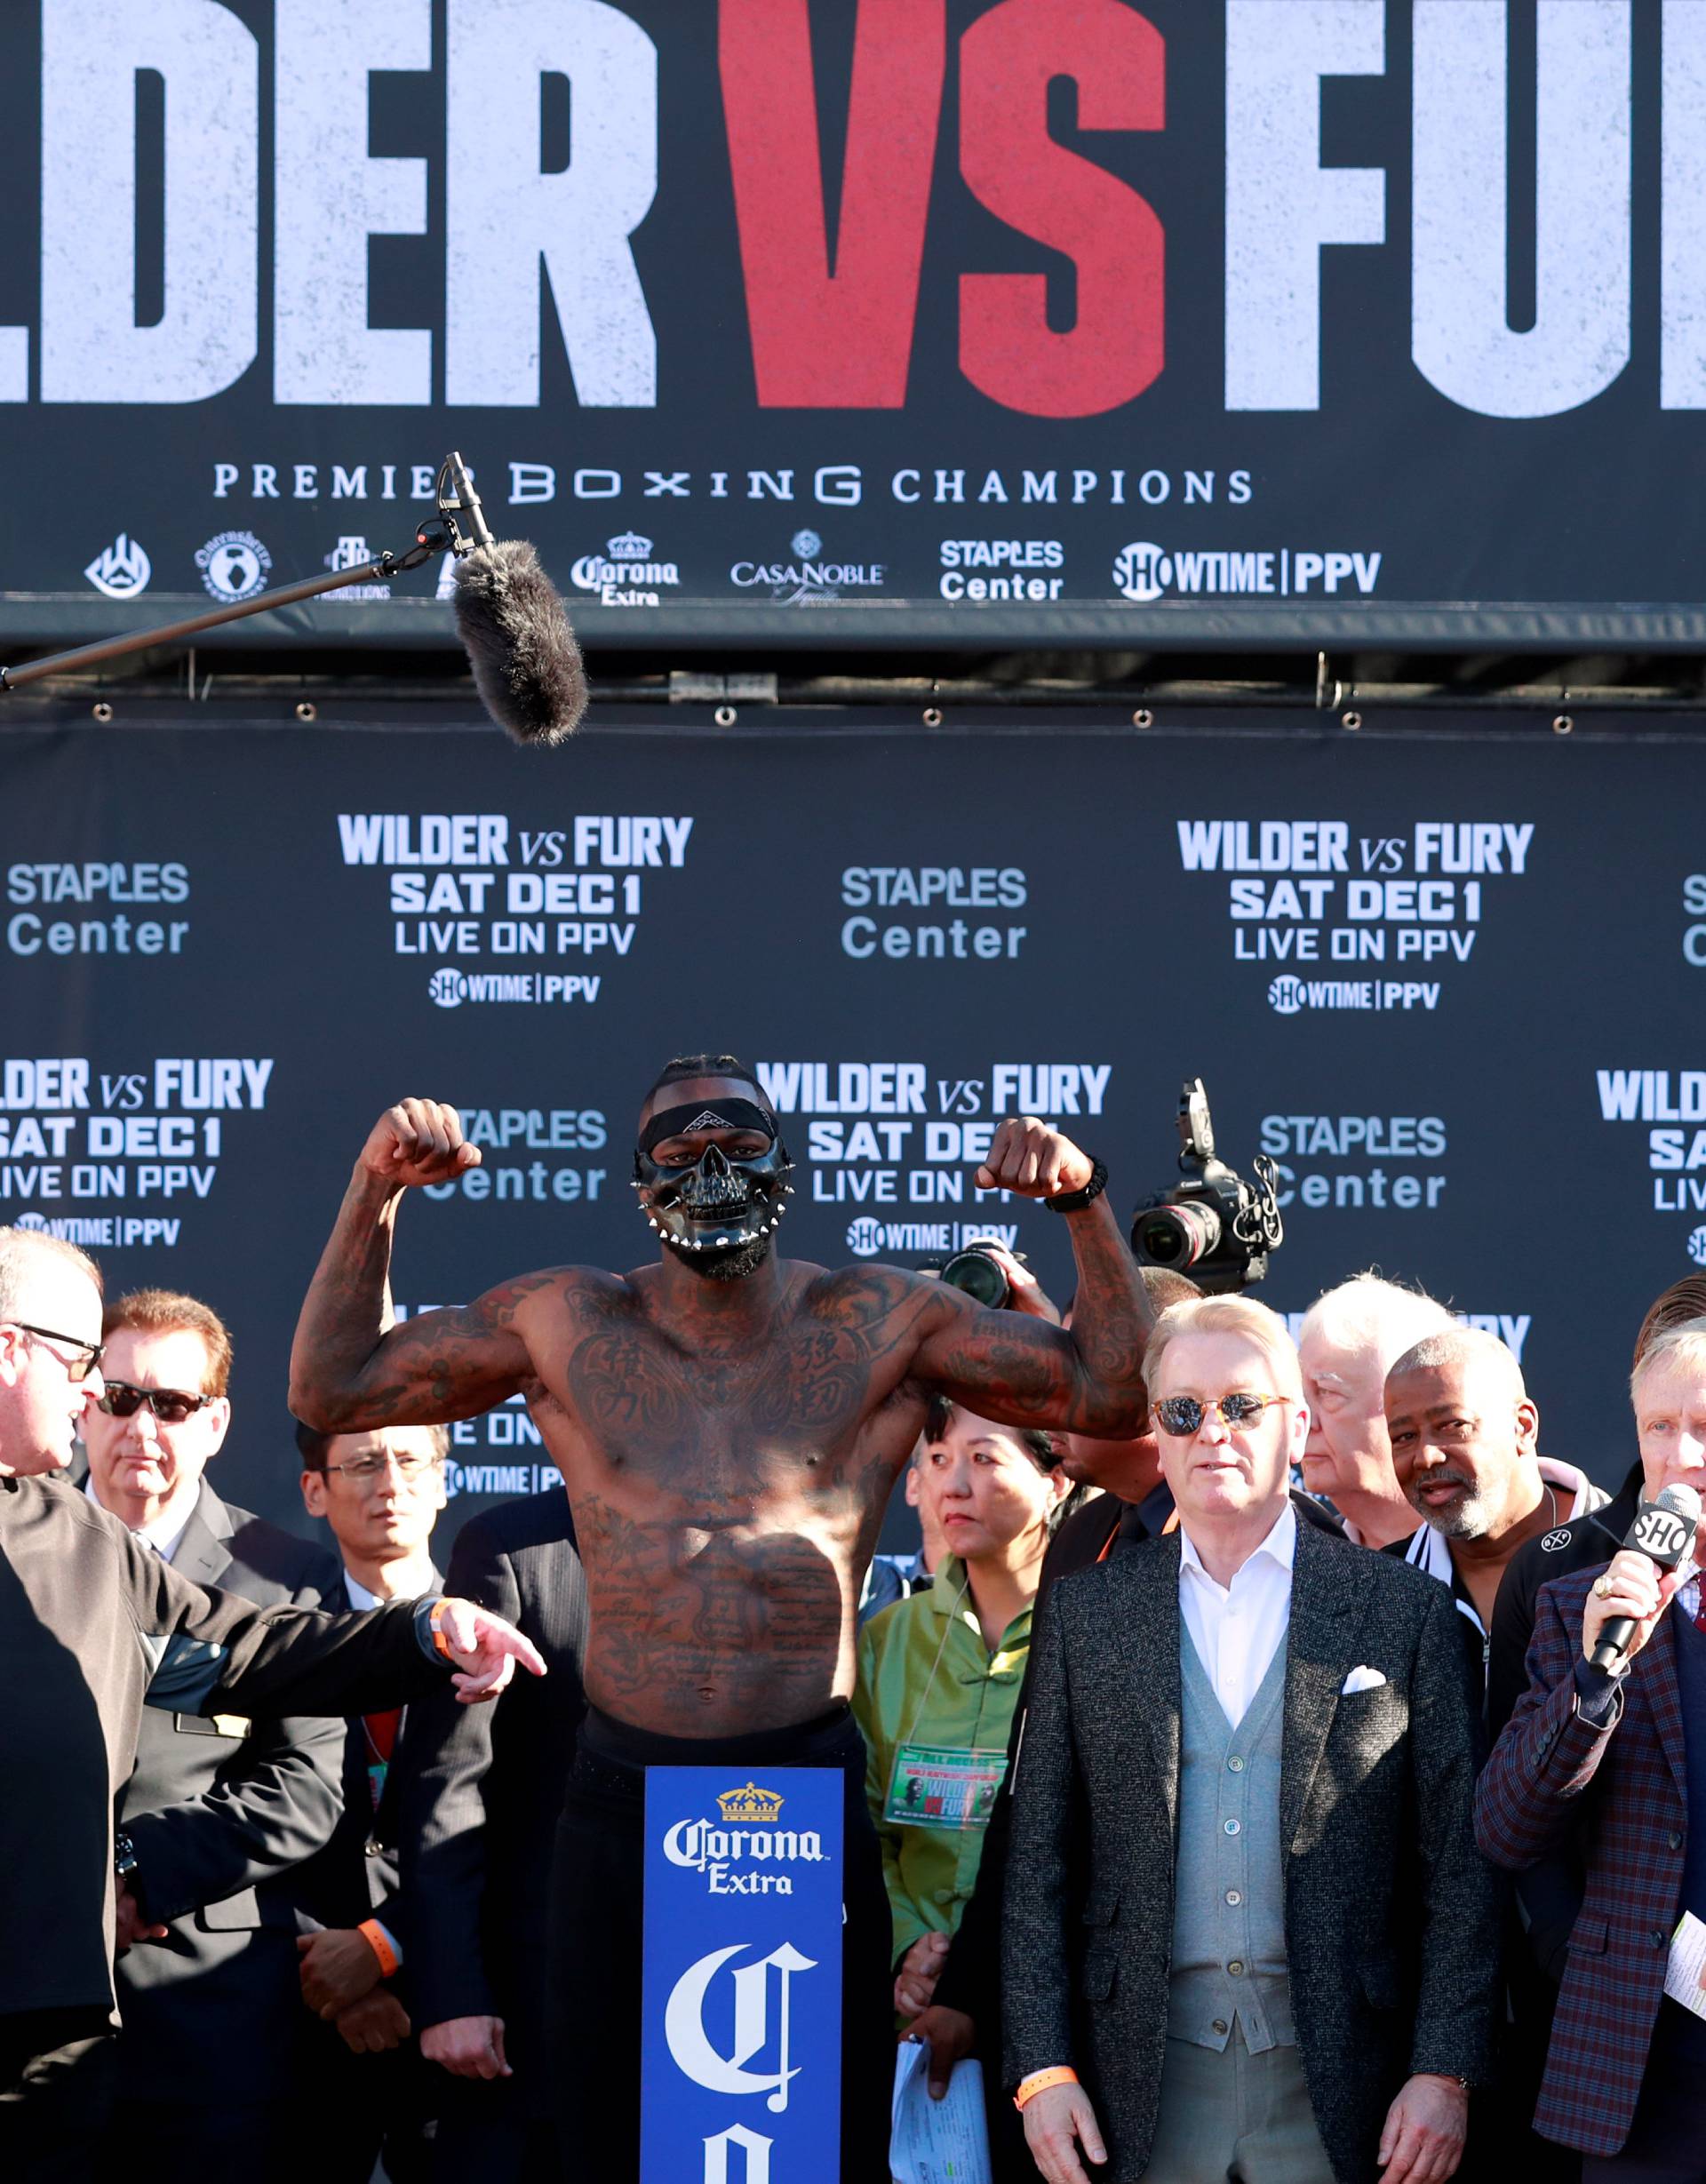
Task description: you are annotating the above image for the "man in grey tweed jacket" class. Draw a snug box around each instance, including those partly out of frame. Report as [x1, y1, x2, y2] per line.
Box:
[1002, 1295, 1498, 2184]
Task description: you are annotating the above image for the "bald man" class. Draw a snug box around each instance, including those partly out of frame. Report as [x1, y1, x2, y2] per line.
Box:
[290, 1055, 1152, 2181]
[1383, 1329, 1606, 1654]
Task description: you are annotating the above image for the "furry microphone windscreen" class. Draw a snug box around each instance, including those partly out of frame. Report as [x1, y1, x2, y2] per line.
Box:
[452, 540, 589, 745]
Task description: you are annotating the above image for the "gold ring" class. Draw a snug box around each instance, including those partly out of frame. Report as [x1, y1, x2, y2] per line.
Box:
[1594, 1576, 1610, 1598]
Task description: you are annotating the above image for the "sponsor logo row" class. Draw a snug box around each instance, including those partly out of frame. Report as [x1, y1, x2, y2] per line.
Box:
[86, 530, 381, 604]
[81, 529, 1383, 608]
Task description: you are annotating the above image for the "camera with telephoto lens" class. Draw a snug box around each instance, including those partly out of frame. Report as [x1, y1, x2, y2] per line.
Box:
[916, 1240, 1029, 1310]
[1130, 1079, 1283, 1294]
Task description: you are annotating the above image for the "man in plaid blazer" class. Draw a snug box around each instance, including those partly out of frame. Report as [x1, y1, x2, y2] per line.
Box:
[1474, 1320, 1706, 2180]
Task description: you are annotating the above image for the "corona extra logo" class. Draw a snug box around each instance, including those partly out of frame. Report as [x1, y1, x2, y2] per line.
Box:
[716, 1781, 785, 1826]
[608, 529, 651, 557]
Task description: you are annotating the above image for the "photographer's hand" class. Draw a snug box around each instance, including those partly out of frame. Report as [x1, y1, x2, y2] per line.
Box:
[966, 1239, 1061, 1323]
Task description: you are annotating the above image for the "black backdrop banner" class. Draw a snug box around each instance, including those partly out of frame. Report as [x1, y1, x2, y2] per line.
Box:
[3, 0, 1706, 650]
[3, 708, 1703, 1553]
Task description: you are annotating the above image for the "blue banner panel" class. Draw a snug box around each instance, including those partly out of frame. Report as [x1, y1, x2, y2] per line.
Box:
[642, 1766, 844, 2184]
[4, 708, 1706, 1548]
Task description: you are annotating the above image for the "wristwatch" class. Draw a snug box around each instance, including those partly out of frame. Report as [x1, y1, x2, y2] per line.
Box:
[113, 1830, 139, 1880]
[1045, 1157, 1108, 1213]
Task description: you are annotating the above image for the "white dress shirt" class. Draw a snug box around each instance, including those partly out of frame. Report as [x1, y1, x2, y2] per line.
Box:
[84, 1475, 196, 1565]
[1177, 1501, 1297, 1728]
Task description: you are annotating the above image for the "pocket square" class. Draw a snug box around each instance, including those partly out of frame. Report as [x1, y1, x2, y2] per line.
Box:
[1342, 1665, 1387, 1694]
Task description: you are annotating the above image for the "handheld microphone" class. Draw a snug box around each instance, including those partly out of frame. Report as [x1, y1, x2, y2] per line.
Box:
[1589, 1481, 1702, 1670]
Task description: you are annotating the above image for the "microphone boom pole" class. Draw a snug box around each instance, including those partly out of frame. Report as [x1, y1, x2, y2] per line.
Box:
[0, 450, 490, 693]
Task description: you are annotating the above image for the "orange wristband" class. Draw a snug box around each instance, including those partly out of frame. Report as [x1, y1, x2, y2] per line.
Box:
[357, 1918, 399, 1979]
[1014, 2066, 1079, 2113]
[426, 1598, 457, 1662]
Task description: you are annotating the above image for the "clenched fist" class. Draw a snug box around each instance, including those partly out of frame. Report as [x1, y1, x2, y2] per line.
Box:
[361, 1099, 482, 1191]
[976, 1117, 1094, 1201]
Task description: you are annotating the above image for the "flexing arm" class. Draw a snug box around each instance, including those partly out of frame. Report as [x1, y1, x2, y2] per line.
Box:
[912, 1118, 1152, 1435]
[289, 1099, 535, 1431]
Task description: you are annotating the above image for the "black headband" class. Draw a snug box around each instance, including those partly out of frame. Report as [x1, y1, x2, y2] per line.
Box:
[638, 1097, 777, 1156]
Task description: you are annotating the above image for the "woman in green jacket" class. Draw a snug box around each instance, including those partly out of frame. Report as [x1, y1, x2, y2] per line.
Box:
[853, 1392, 1070, 2019]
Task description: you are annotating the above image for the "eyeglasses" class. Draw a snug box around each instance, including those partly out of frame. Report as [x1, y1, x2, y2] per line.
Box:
[97, 1380, 213, 1424]
[322, 1453, 442, 1482]
[7, 1320, 105, 1382]
[1152, 1392, 1291, 1439]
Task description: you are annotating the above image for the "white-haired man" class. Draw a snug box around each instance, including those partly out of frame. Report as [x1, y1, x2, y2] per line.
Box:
[1477, 1319, 1706, 2174]
[0, 1226, 545, 2181]
[1297, 1273, 1456, 1547]
[1005, 1294, 1495, 2184]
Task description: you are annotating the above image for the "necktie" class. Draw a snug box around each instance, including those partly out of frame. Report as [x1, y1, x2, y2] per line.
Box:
[363, 1709, 403, 1812]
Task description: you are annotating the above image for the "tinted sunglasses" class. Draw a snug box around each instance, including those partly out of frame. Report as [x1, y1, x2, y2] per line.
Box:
[97, 1380, 214, 1424]
[1152, 1392, 1290, 1438]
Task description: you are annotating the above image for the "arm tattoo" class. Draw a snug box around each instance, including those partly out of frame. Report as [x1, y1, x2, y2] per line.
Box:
[908, 1198, 1152, 1433]
[289, 1166, 541, 1430]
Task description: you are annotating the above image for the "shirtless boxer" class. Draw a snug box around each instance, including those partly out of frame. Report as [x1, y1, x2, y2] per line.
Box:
[291, 1054, 1152, 2179]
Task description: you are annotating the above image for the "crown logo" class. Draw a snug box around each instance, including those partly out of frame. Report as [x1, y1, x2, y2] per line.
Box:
[715, 1781, 785, 1824]
[608, 530, 651, 558]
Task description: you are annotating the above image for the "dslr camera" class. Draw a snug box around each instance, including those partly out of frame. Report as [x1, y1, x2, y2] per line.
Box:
[917, 1240, 1030, 1311]
[1130, 1078, 1282, 1295]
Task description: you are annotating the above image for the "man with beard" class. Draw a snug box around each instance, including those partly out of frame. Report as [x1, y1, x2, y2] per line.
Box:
[1383, 1327, 1606, 1664]
[289, 1056, 1152, 2180]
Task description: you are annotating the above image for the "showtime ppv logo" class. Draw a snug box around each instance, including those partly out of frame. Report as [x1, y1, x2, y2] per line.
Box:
[846, 1217, 1020, 1258]
[1113, 542, 1381, 602]
[1268, 976, 1439, 1013]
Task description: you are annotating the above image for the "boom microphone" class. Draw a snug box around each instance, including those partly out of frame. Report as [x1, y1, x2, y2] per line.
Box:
[2, 445, 587, 743]
[452, 538, 588, 746]
[1590, 1481, 1703, 1670]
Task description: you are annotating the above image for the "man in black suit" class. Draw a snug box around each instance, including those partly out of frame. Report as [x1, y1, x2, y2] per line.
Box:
[292, 1418, 451, 2184]
[395, 1487, 589, 2182]
[1004, 1294, 1496, 2184]
[80, 1289, 346, 2184]
[0, 1231, 546, 2184]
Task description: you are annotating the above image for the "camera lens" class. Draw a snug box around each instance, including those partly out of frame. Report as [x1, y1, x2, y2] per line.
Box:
[939, 1247, 1010, 1310]
[1134, 1201, 1223, 1269]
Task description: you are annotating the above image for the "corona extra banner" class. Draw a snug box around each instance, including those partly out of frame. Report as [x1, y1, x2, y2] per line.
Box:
[1, 708, 1703, 1542]
[642, 1766, 843, 2183]
[2, 0, 1704, 650]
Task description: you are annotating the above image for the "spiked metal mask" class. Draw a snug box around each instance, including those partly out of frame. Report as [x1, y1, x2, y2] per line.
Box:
[633, 1099, 794, 1260]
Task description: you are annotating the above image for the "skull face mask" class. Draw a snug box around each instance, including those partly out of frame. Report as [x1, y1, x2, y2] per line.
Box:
[633, 1097, 794, 1277]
